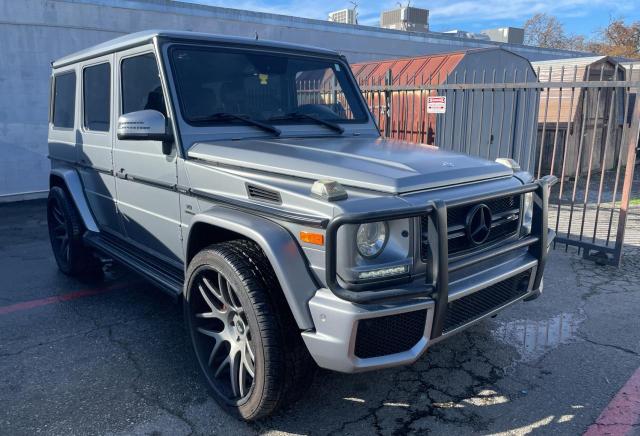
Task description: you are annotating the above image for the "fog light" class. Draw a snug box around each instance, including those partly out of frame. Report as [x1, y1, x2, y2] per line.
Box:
[358, 265, 408, 280]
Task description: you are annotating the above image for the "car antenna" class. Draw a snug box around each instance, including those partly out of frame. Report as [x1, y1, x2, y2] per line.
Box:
[254, 31, 259, 40]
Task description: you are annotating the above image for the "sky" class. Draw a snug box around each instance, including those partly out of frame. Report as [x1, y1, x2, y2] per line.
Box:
[188, 0, 640, 38]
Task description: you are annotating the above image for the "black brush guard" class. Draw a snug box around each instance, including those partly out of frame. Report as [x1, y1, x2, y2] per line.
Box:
[324, 175, 557, 339]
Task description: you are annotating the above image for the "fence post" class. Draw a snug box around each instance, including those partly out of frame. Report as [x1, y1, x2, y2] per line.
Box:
[384, 69, 393, 138]
[613, 91, 640, 266]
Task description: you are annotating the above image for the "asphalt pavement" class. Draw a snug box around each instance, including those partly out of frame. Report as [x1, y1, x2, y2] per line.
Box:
[1, 199, 639, 435]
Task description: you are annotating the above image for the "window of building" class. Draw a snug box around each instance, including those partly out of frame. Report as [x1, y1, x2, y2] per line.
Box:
[83, 63, 111, 132]
[52, 72, 76, 128]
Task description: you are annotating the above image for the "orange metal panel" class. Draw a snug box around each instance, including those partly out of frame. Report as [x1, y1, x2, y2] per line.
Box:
[352, 50, 469, 85]
[353, 51, 473, 144]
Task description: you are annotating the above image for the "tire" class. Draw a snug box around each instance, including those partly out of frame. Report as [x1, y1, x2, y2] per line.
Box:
[47, 186, 101, 277]
[184, 240, 316, 420]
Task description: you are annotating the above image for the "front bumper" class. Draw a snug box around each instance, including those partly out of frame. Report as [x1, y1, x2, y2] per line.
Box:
[301, 176, 557, 373]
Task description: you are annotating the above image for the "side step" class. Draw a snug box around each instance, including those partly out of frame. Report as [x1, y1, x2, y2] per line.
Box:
[84, 232, 184, 298]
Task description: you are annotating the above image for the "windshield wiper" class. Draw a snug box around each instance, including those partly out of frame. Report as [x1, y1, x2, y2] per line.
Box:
[269, 112, 345, 134]
[192, 112, 281, 136]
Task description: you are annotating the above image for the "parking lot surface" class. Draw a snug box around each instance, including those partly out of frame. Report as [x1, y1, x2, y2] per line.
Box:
[1, 200, 639, 435]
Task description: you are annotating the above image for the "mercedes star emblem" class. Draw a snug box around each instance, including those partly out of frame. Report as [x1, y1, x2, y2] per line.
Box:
[466, 204, 492, 245]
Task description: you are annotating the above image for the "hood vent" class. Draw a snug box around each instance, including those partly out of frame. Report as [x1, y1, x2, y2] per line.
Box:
[246, 184, 282, 204]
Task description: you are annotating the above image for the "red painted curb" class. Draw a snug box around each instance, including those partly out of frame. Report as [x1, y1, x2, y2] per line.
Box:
[584, 367, 640, 436]
[0, 283, 129, 315]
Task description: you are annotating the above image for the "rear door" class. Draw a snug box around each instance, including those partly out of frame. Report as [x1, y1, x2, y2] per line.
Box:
[113, 46, 182, 265]
[76, 55, 122, 234]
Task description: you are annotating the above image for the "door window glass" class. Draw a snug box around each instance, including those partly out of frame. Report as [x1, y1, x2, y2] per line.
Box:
[83, 63, 111, 131]
[121, 53, 166, 116]
[52, 72, 76, 128]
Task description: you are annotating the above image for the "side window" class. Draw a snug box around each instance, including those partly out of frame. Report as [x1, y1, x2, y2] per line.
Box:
[121, 53, 166, 116]
[52, 72, 76, 128]
[83, 63, 111, 132]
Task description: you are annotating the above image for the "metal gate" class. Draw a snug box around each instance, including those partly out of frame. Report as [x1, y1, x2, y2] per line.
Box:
[359, 65, 640, 266]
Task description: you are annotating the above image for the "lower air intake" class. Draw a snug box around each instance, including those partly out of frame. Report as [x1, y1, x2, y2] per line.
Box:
[443, 271, 531, 334]
[354, 309, 427, 359]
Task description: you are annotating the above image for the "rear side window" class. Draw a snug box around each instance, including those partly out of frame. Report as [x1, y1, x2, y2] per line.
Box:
[52, 72, 76, 128]
[121, 53, 166, 116]
[83, 63, 111, 132]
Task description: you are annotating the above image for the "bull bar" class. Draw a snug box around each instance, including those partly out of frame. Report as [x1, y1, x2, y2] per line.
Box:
[324, 175, 558, 339]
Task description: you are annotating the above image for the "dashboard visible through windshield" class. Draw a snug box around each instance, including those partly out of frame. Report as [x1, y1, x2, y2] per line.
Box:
[168, 45, 369, 129]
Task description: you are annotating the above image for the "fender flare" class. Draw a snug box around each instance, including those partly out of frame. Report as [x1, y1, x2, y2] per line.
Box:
[187, 206, 319, 330]
[50, 166, 99, 233]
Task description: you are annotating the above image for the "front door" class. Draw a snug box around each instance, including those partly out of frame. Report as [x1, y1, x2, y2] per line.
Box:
[113, 46, 182, 265]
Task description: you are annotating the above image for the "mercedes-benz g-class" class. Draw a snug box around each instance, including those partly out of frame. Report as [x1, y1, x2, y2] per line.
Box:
[47, 30, 555, 420]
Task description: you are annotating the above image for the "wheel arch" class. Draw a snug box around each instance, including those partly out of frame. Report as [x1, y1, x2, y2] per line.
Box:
[186, 206, 318, 330]
[49, 166, 99, 233]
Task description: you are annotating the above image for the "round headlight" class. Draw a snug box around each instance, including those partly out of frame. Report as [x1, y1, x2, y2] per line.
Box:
[356, 221, 388, 258]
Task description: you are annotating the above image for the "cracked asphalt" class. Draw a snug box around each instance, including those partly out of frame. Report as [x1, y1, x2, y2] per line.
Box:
[1, 199, 640, 435]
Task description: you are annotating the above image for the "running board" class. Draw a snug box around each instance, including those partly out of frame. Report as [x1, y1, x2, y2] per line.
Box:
[84, 232, 184, 298]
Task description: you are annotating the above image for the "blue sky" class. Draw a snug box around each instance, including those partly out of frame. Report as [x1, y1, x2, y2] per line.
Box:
[189, 0, 640, 38]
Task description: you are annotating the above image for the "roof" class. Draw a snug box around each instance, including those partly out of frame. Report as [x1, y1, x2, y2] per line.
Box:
[352, 51, 464, 86]
[530, 56, 612, 69]
[531, 55, 622, 82]
[351, 47, 531, 86]
[52, 29, 340, 68]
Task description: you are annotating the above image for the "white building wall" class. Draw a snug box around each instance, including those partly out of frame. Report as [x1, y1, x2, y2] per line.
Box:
[0, 0, 590, 198]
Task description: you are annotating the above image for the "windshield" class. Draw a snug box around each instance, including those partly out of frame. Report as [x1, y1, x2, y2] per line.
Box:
[169, 45, 369, 127]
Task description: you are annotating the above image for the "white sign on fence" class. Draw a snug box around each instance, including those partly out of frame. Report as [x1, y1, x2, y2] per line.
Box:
[427, 96, 446, 114]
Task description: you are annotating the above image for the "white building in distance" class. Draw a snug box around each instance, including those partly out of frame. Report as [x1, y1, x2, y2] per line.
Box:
[380, 6, 429, 32]
[482, 27, 525, 44]
[328, 8, 357, 24]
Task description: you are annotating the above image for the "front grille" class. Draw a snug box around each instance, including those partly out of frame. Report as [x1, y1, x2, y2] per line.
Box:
[443, 271, 531, 333]
[421, 194, 521, 260]
[354, 309, 427, 359]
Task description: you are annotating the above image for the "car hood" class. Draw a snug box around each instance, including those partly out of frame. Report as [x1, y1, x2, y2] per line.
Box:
[188, 136, 513, 194]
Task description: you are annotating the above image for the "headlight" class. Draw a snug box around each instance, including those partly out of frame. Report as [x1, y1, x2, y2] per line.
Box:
[521, 192, 533, 235]
[335, 218, 410, 285]
[356, 221, 388, 258]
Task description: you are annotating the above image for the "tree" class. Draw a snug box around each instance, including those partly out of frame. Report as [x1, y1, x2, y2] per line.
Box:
[564, 34, 588, 52]
[524, 13, 567, 48]
[524, 13, 640, 59]
[590, 19, 640, 59]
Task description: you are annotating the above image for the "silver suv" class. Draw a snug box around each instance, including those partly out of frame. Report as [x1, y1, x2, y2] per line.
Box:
[47, 30, 555, 420]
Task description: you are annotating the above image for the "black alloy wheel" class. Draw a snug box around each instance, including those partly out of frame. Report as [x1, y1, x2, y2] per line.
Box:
[184, 241, 317, 420]
[47, 186, 100, 277]
[188, 267, 256, 401]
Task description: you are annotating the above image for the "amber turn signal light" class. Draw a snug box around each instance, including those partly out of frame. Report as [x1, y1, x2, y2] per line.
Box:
[299, 231, 324, 246]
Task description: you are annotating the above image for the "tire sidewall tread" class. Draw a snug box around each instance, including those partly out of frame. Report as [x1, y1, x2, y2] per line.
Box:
[184, 241, 291, 420]
[47, 186, 97, 276]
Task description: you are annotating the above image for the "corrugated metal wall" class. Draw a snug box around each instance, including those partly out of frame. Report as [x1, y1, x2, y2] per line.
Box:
[354, 48, 540, 173]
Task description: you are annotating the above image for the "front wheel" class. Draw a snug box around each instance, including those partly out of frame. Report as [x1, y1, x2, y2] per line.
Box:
[184, 240, 315, 420]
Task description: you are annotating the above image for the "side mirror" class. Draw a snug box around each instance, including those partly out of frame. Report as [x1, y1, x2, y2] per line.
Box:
[117, 110, 174, 154]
